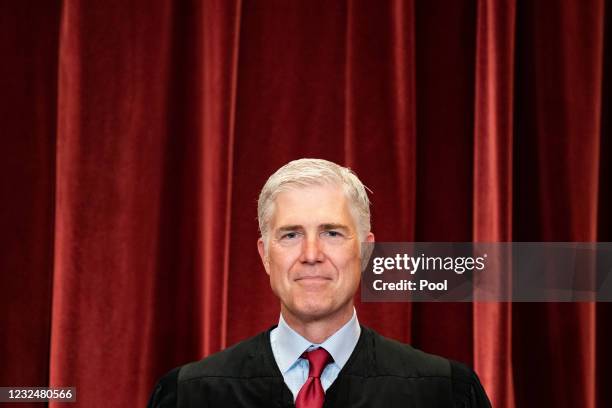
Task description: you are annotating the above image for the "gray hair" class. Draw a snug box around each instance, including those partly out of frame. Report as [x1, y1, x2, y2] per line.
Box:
[257, 158, 371, 245]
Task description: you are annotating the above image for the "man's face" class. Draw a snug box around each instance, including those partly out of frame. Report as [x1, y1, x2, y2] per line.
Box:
[257, 183, 374, 325]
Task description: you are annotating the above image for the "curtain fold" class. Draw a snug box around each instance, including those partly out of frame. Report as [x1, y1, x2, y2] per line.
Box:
[411, 0, 477, 366]
[472, 0, 515, 406]
[344, 0, 417, 343]
[511, 1, 603, 407]
[51, 2, 179, 406]
[1, 1, 610, 407]
[0, 2, 61, 406]
[197, 0, 242, 356]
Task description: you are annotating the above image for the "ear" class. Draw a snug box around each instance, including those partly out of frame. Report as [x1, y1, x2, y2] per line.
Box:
[257, 237, 270, 275]
[360, 232, 376, 271]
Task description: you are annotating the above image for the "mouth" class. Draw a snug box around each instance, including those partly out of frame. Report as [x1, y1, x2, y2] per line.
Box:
[295, 276, 332, 282]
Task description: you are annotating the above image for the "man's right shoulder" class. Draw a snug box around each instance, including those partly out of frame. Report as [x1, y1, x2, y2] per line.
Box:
[179, 330, 271, 381]
[147, 330, 275, 408]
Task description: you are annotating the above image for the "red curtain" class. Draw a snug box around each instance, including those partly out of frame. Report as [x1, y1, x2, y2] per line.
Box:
[1, 1, 610, 407]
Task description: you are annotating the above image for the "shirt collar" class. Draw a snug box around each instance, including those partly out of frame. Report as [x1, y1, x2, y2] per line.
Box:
[273, 309, 361, 374]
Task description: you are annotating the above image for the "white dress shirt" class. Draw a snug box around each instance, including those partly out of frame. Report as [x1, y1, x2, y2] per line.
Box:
[269, 310, 361, 401]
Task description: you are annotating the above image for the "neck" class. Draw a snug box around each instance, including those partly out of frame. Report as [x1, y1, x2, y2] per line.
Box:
[281, 304, 354, 344]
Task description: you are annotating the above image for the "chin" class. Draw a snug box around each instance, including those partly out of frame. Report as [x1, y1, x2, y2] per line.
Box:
[287, 299, 329, 320]
[290, 297, 347, 323]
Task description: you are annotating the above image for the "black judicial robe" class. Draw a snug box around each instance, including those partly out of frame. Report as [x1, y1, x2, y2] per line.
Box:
[148, 326, 491, 407]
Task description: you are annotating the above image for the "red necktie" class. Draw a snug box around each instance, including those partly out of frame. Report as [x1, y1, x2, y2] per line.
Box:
[295, 348, 333, 408]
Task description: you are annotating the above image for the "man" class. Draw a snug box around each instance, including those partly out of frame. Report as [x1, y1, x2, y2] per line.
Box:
[148, 158, 491, 407]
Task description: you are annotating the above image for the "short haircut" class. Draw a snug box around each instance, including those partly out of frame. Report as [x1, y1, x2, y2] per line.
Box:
[257, 158, 371, 246]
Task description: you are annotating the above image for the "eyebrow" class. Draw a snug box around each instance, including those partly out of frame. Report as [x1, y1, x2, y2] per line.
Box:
[276, 225, 304, 233]
[275, 223, 350, 233]
[320, 223, 349, 231]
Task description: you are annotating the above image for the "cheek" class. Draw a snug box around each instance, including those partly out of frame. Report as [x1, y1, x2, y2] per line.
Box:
[268, 248, 301, 277]
[325, 244, 361, 267]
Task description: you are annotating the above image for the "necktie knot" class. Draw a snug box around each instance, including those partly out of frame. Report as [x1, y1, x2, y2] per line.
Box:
[302, 348, 333, 378]
[296, 348, 332, 408]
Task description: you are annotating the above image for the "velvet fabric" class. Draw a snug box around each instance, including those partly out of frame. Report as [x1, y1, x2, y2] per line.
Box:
[1, 1, 610, 407]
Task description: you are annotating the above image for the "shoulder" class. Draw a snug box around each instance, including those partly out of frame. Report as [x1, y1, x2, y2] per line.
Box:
[447, 359, 492, 407]
[179, 330, 274, 381]
[147, 330, 277, 408]
[355, 327, 491, 406]
[364, 326, 450, 378]
[147, 367, 179, 408]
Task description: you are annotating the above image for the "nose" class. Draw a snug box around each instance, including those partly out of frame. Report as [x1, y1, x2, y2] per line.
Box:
[299, 235, 325, 264]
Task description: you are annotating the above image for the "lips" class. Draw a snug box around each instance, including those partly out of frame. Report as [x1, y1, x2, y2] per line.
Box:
[295, 275, 332, 282]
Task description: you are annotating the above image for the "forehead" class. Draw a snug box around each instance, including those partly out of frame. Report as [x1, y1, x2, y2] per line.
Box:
[270, 184, 354, 228]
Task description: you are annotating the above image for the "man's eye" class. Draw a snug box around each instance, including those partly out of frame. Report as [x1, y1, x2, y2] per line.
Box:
[323, 231, 343, 238]
[281, 232, 299, 239]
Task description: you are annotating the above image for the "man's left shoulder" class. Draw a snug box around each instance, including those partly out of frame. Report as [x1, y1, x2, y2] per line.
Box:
[359, 327, 491, 406]
[367, 327, 451, 378]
